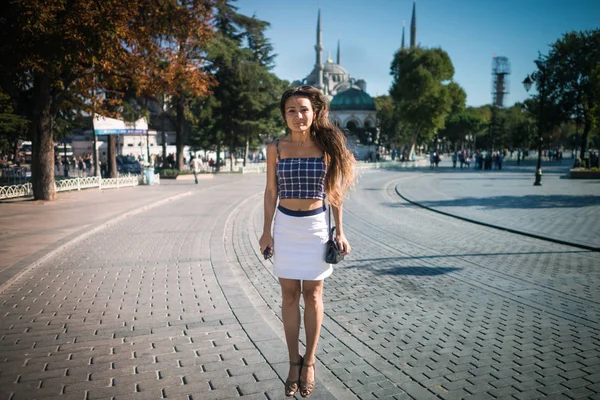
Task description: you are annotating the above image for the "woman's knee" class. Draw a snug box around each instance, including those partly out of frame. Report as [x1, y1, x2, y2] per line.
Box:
[281, 284, 301, 306]
[302, 284, 323, 306]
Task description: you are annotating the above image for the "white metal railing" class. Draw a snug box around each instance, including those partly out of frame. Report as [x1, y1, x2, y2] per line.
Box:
[55, 176, 101, 192]
[0, 183, 33, 199]
[242, 163, 267, 174]
[0, 175, 141, 200]
[100, 174, 140, 189]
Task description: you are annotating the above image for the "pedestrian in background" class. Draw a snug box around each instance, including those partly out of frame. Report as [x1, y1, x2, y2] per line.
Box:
[259, 85, 355, 398]
[190, 156, 203, 184]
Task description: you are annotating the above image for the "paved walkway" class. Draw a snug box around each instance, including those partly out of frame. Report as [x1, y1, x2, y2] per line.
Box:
[394, 161, 600, 250]
[0, 177, 219, 285]
[1, 169, 599, 400]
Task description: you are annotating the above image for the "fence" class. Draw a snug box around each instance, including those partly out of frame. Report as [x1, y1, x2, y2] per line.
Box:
[0, 175, 140, 200]
[241, 163, 267, 173]
[0, 166, 31, 186]
[1, 164, 103, 186]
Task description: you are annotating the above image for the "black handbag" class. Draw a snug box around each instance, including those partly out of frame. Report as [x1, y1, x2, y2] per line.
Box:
[325, 206, 344, 264]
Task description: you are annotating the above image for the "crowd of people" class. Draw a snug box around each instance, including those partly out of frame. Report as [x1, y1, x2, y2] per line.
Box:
[431, 147, 572, 171]
[0, 152, 25, 167]
[54, 154, 94, 177]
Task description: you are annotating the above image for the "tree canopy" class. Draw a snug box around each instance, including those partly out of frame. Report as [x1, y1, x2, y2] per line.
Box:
[0, 0, 216, 198]
[390, 47, 466, 157]
[189, 0, 287, 170]
[543, 29, 600, 158]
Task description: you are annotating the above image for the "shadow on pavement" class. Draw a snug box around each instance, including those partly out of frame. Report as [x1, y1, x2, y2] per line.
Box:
[375, 266, 461, 276]
[343, 262, 462, 276]
[415, 194, 600, 209]
[384, 162, 571, 175]
[350, 249, 590, 263]
[436, 177, 532, 181]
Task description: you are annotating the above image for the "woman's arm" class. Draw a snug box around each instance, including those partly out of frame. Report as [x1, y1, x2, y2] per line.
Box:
[259, 143, 278, 254]
[330, 203, 351, 255]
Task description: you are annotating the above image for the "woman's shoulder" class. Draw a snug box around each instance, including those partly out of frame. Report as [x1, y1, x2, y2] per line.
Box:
[265, 140, 281, 158]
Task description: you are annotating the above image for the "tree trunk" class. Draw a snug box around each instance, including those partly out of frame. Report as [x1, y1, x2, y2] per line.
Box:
[230, 133, 235, 172]
[161, 128, 167, 160]
[408, 124, 420, 160]
[579, 118, 590, 160]
[146, 130, 150, 163]
[215, 141, 221, 172]
[31, 75, 56, 201]
[175, 98, 185, 170]
[108, 135, 118, 178]
[244, 133, 249, 167]
[11, 139, 19, 163]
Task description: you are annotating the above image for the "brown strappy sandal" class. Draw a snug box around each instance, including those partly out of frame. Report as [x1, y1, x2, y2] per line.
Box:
[300, 361, 316, 398]
[285, 355, 303, 397]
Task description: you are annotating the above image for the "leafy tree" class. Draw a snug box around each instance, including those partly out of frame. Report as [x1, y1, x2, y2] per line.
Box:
[438, 112, 485, 150]
[390, 47, 466, 158]
[148, 0, 215, 170]
[0, 0, 163, 199]
[544, 29, 600, 158]
[120, 99, 150, 163]
[505, 103, 537, 150]
[373, 95, 400, 149]
[191, 1, 285, 171]
[0, 90, 29, 159]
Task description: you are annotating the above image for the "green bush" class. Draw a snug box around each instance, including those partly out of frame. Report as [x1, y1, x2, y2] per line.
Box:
[158, 168, 195, 178]
[158, 169, 179, 178]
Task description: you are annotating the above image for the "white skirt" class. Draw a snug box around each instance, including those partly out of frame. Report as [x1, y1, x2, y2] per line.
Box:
[273, 205, 333, 281]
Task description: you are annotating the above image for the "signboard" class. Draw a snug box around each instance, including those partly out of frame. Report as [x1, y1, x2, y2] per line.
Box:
[93, 115, 148, 135]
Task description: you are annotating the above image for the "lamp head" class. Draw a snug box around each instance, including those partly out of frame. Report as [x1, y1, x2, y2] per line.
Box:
[523, 75, 533, 92]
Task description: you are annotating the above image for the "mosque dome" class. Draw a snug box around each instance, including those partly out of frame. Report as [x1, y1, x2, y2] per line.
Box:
[306, 61, 349, 87]
[323, 61, 348, 76]
[330, 88, 376, 111]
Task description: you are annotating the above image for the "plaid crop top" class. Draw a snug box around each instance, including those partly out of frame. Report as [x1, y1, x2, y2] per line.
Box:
[275, 139, 327, 200]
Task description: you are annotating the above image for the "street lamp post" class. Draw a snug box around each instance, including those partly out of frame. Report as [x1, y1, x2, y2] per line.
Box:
[522, 58, 546, 186]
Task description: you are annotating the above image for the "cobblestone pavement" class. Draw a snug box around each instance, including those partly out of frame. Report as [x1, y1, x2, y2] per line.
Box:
[394, 162, 600, 249]
[1, 170, 599, 400]
[0, 180, 202, 279]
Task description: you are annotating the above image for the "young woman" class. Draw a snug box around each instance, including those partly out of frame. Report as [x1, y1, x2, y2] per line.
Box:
[259, 85, 355, 398]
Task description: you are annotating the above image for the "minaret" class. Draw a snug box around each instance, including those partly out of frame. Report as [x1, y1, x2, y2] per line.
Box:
[401, 21, 406, 49]
[314, 9, 324, 89]
[337, 39, 341, 64]
[410, 1, 417, 48]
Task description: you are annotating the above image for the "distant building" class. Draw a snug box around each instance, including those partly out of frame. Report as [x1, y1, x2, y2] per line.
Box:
[294, 9, 376, 132]
[294, 3, 417, 133]
[294, 3, 418, 159]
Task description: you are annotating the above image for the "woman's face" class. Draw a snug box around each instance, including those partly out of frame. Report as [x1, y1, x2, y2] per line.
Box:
[284, 96, 314, 134]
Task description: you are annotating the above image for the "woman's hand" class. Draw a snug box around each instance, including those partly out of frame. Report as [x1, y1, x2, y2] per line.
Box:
[336, 233, 351, 255]
[259, 233, 274, 258]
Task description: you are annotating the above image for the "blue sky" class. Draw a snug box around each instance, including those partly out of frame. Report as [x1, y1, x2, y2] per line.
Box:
[236, 0, 599, 107]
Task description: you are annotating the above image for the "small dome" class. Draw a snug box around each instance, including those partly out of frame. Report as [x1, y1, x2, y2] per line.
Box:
[330, 88, 376, 111]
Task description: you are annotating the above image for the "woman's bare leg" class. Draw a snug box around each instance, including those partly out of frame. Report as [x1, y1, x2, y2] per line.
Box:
[301, 279, 324, 387]
[279, 278, 302, 383]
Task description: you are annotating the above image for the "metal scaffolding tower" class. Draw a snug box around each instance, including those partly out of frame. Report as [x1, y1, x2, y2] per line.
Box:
[492, 56, 510, 108]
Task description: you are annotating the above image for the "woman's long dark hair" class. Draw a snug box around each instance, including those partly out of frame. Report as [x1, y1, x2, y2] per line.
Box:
[279, 85, 355, 207]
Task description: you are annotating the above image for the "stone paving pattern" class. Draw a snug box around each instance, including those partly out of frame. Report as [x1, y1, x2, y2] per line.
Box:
[0, 179, 207, 275]
[395, 161, 600, 249]
[1, 169, 599, 400]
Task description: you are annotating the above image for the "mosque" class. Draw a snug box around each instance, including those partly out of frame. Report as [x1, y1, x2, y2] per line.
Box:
[294, 2, 418, 134]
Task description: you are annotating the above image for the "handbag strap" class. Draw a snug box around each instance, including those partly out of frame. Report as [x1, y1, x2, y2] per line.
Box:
[326, 196, 335, 240]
